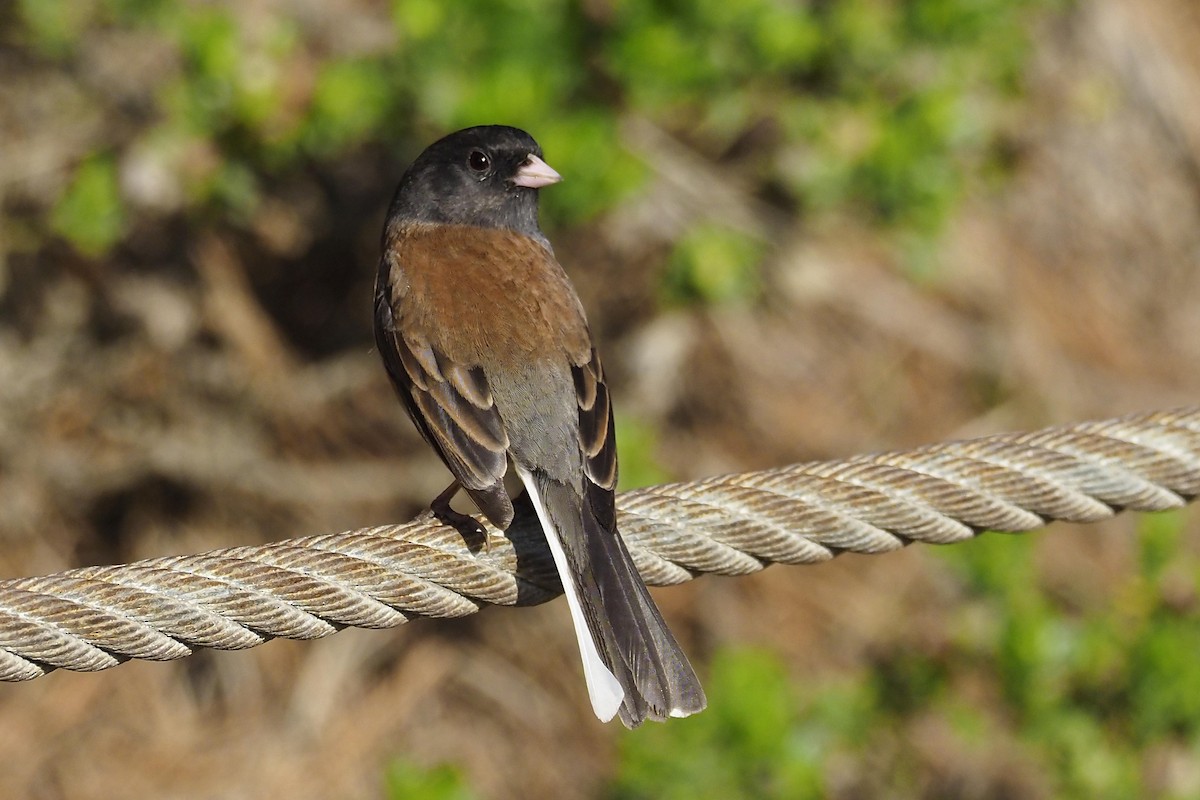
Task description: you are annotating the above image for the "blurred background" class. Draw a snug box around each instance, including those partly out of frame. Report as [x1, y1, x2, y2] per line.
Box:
[2, 0, 1200, 797]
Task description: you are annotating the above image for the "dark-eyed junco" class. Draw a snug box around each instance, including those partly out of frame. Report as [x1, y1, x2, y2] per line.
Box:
[373, 125, 705, 727]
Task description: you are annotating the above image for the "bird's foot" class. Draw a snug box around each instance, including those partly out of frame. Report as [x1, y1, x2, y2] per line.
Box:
[432, 501, 489, 553]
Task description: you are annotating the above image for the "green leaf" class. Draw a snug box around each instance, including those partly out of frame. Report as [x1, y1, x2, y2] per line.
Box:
[611, 648, 830, 800]
[304, 59, 394, 155]
[614, 414, 670, 492]
[52, 155, 127, 257]
[661, 226, 764, 307]
[16, 0, 98, 57]
[384, 761, 477, 800]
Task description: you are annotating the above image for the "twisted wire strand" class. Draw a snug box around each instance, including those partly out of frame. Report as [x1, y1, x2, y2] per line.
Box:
[1, 406, 1197, 682]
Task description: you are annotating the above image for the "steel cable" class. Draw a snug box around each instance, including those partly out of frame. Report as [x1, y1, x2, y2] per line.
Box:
[1, 406, 1197, 682]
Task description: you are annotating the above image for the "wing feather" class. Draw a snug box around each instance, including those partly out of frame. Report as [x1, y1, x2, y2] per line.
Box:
[573, 348, 617, 491]
[374, 288, 513, 527]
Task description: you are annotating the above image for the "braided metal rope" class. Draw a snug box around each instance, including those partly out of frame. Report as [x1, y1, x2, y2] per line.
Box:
[1, 407, 1197, 683]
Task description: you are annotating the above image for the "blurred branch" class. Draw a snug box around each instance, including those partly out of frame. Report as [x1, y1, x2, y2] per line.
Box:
[607, 117, 787, 251]
[194, 234, 297, 388]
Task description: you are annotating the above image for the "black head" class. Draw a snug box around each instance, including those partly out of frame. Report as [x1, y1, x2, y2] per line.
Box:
[386, 125, 561, 240]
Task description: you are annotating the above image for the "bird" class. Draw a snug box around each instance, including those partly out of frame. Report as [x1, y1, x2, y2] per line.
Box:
[372, 125, 706, 727]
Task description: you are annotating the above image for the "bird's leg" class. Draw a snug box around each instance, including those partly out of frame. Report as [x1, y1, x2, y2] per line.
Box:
[431, 480, 489, 552]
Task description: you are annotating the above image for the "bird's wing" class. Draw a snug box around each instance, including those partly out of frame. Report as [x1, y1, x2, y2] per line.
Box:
[571, 346, 618, 528]
[374, 287, 514, 528]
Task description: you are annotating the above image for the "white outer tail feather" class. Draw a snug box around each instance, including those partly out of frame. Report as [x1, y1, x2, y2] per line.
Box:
[517, 467, 625, 722]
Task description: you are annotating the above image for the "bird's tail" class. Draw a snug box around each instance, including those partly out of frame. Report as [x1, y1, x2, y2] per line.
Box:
[518, 469, 706, 728]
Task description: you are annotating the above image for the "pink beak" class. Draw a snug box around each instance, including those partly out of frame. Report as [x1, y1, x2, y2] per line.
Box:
[512, 154, 562, 189]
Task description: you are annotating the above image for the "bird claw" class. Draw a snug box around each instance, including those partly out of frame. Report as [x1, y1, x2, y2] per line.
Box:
[433, 505, 490, 553]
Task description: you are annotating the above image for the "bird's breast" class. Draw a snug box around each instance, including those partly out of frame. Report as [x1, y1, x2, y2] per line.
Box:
[389, 223, 591, 368]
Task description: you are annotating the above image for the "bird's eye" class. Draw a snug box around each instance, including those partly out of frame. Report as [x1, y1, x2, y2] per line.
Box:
[468, 151, 490, 172]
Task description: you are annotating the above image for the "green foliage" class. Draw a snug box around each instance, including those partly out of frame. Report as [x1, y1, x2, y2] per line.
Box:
[938, 511, 1200, 796]
[21, 0, 1066, 273]
[383, 760, 478, 800]
[51, 155, 127, 257]
[305, 59, 394, 155]
[15, 0, 97, 56]
[613, 511, 1200, 797]
[608, 0, 823, 115]
[615, 414, 672, 491]
[608, 0, 1059, 248]
[1125, 512, 1200, 741]
[662, 226, 764, 307]
[611, 649, 836, 800]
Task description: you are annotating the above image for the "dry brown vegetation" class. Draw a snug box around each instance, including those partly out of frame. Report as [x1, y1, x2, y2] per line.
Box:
[2, 0, 1200, 797]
